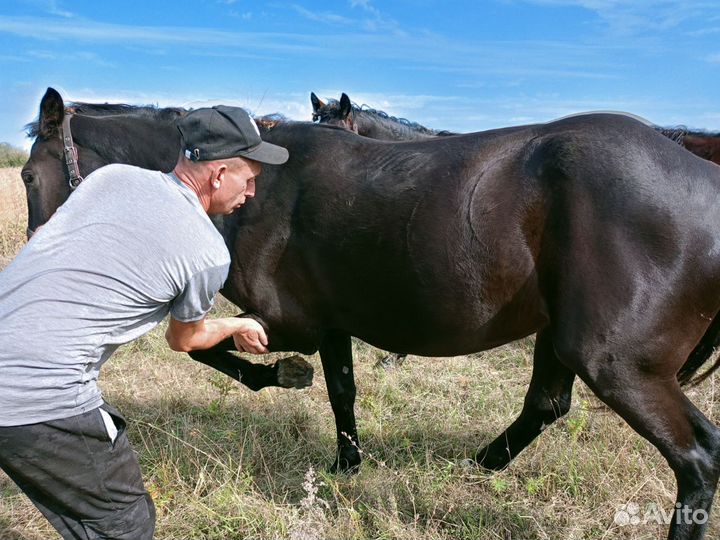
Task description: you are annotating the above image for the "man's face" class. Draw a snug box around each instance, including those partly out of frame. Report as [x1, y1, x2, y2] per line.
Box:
[209, 157, 263, 214]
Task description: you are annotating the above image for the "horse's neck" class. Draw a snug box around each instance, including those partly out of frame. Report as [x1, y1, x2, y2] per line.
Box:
[84, 116, 179, 171]
[356, 112, 435, 141]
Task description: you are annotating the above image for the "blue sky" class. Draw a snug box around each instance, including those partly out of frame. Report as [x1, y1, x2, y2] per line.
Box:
[2, 0, 720, 149]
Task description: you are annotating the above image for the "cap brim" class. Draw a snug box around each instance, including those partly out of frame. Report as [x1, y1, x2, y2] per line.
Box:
[237, 141, 289, 165]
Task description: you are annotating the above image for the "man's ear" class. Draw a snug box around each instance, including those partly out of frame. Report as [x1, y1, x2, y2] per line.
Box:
[215, 164, 227, 185]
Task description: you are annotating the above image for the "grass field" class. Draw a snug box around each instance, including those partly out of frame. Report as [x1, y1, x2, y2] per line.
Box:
[0, 168, 26, 262]
[1, 166, 719, 539]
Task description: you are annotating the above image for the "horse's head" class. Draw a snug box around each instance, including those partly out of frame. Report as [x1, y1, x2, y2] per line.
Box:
[23, 88, 185, 239]
[22, 88, 107, 238]
[310, 92, 357, 133]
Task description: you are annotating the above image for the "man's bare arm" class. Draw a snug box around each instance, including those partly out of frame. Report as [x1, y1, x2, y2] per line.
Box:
[165, 316, 269, 354]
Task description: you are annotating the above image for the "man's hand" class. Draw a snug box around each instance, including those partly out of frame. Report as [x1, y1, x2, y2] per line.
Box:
[233, 318, 269, 354]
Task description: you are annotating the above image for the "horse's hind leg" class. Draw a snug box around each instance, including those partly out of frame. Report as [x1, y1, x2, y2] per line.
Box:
[559, 343, 720, 540]
[475, 329, 575, 470]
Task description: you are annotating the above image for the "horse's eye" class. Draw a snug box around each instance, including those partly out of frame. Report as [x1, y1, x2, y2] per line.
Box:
[21, 171, 34, 185]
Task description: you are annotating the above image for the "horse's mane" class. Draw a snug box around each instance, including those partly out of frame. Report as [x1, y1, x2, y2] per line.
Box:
[70, 102, 186, 120]
[654, 126, 720, 146]
[26, 102, 187, 138]
[655, 126, 689, 144]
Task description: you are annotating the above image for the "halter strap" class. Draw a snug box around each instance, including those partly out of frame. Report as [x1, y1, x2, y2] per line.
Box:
[61, 114, 84, 190]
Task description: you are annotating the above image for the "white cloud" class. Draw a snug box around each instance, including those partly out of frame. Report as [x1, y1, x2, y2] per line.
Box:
[27, 50, 57, 60]
[14, 49, 113, 67]
[290, 5, 351, 25]
[17, 0, 74, 18]
[0, 54, 30, 63]
[45, 0, 73, 18]
[0, 15, 325, 55]
[230, 11, 253, 20]
[347, 0, 407, 36]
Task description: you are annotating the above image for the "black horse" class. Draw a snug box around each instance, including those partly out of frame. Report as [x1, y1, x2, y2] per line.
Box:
[310, 92, 455, 140]
[22, 88, 720, 540]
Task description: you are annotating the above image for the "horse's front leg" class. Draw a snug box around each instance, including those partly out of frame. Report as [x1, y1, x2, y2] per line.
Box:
[320, 329, 361, 473]
[187, 315, 313, 391]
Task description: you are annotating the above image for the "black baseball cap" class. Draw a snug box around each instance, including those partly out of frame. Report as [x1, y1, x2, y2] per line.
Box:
[177, 105, 289, 165]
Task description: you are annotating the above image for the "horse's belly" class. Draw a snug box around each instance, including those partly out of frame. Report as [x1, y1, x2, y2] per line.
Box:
[340, 266, 547, 356]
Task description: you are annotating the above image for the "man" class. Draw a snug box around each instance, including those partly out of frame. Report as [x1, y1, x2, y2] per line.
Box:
[0, 105, 289, 539]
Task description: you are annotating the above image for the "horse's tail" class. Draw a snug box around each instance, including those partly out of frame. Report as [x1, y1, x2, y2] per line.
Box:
[677, 313, 720, 386]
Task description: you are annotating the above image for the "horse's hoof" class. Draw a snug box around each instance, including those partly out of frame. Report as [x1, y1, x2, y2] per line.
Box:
[276, 355, 314, 389]
[475, 450, 511, 472]
[373, 353, 407, 370]
[329, 458, 361, 475]
[328, 446, 362, 474]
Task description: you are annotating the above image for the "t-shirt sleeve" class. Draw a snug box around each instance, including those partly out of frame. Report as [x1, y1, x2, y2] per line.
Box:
[170, 263, 230, 322]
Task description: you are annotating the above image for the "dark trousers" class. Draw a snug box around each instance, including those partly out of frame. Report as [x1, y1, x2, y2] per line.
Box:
[0, 403, 155, 540]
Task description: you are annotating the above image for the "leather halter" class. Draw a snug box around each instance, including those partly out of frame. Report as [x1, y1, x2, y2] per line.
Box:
[61, 114, 84, 190]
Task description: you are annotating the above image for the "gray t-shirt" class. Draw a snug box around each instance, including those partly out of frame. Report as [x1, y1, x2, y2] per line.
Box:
[0, 164, 230, 426]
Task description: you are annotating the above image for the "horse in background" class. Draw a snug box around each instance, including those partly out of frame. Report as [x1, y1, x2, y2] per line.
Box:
[655, 126, 720, 166]
[310, 92, 455, 141]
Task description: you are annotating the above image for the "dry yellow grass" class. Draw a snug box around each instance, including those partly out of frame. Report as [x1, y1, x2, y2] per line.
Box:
[0, 170, 719, 539]
[0, 168, 27, 267]
[0, 168, 26, 223]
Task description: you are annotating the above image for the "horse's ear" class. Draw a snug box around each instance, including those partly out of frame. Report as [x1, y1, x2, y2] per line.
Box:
[339, 93, 352, 119]
[310, 92, 325, 112]
[39, 87, 65, 138]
